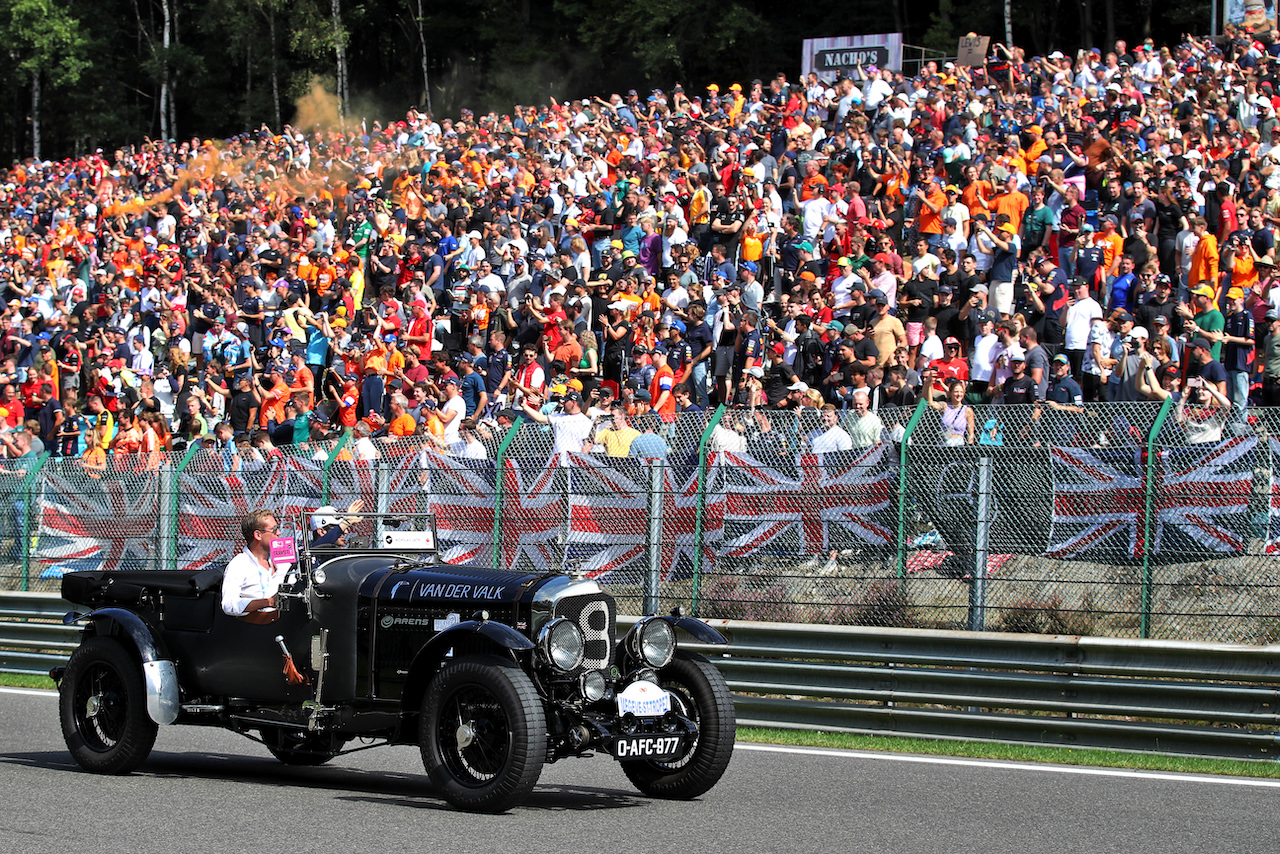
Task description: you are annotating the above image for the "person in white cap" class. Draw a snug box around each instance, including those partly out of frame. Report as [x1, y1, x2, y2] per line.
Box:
[310, 498, 366, 547]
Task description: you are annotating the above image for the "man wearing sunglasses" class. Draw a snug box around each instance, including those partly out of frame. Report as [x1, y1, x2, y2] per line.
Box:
[220, 508, 283, 623]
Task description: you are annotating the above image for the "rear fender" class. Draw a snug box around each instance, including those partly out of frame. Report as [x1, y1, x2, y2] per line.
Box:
[399, 620, 534, 713]
[76, 608, 180, 726]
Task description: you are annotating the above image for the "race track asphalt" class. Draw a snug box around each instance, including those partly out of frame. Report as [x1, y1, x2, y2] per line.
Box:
[2, 687, 1278, 854]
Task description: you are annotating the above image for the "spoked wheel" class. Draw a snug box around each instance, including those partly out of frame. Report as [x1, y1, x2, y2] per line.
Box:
[259, 727, 344, 766]
[621, 652, 736, 799]
[59, 637, 157, 774]
[419, 654, 546, 812]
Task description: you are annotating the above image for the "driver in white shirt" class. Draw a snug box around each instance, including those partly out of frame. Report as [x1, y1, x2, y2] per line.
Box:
[221, 509, 283, 623]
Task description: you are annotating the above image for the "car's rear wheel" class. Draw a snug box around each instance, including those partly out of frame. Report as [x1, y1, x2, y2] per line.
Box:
[419, 654, 546, 813]
[259, 727, 344, 766]
[621, 652, 735, 799]
[59, 637, 158, 774]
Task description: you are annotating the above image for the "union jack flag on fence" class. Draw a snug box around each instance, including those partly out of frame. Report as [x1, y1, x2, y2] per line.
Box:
[35, 461, 160, 577]
[1047, 437, 1257, 561]
[718, 446, 898, 558]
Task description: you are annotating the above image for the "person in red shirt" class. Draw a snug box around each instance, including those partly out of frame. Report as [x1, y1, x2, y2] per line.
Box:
[929, 336, 970, 393]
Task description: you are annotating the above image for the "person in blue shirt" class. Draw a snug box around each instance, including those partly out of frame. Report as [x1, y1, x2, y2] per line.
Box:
[456, 353, 487, 417]
[627, 414, 668, 459]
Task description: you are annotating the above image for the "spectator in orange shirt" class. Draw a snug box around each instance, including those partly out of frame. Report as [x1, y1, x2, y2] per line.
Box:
[991, 174, 1029, 234]
[109, 409, 144, 456]
[1187, 216, 1219, 297]
[960, 164, 993, 219]
[648, 344, 677, 419]
[255, 366, 291, 429]
[1092, 214, 1126, 280]
[288, 349, 315, 409]
[799, 159, 829, 202]
[387, 393, 417, 437]
[915, 179, 948, 252]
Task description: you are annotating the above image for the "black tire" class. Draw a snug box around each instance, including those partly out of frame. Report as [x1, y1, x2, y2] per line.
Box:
[621, 652, 735, 799]
[259, 727, 343, 766]
[419, 654, 546, 813]
[59, 636, 158, 774]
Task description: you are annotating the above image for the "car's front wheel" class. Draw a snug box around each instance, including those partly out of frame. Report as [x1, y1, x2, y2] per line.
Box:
[59, 636, 158, 774]
[419, 654, 546, 813]
[621, 652, 736, 799]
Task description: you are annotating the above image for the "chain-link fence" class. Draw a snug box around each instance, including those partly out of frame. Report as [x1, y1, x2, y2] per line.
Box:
[6, 398, 1280, 642]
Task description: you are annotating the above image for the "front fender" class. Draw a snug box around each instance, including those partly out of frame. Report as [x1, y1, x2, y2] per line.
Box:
[75, 608, 180, 726]
[399, 619, 534, 714]
[661, 615, 728, 645]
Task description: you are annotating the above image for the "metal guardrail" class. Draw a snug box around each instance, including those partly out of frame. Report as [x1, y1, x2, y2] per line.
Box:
[5, 594, 1278, 762]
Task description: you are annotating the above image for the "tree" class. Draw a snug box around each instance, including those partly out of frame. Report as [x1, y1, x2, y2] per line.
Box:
[4, 0, 88, 158]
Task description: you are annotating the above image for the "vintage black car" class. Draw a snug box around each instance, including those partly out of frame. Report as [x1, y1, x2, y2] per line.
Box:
[51, 512, 734, 812]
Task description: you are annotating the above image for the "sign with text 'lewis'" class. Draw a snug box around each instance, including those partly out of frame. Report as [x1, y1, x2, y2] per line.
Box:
[956, 35, 991, 67]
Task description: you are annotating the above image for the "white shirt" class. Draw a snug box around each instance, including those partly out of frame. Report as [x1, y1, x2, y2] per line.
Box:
[1064, 297, 1103, 350]
[221, 548, 280, 616]
[549, 411, 593, 463]
[440, 395, 467, 444]
[809, 425, 854, 453]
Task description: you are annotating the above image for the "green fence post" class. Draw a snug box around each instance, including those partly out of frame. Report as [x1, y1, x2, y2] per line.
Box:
[165, 443, 200, 571]
[895, 399, 929, 579]
[492, 418, 524, 568]
[1141, 397, 1175, 639]
[690, 405, 727, 617]
[320, 432, 351, 505]
[19, 452, 49, 591]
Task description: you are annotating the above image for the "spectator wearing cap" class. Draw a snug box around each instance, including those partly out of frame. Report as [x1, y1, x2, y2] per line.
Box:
[979, 218, 1021, 318]
[129, 335, 155, 379]
[762, 342, 798, 406]
[1261, 309, 1280, 406]
[1044, 352, 1084, 411]
[1221, 287, 1255, 420]
[1178, 282, 1225, 361]
[520, 387, 592, 465]
[738, 261, 763, 314]
[595, 404, 639, 457]
[437, 375, 466, 445]
[1135, 274, 1179, 339]
[648, 344, 677, 419]
[456, 353, 488, 417]
[1062, 277, 1103, 382]
[868, 289, 905, 369]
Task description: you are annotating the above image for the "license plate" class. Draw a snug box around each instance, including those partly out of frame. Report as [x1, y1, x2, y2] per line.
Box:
[612, 734, 684, 760]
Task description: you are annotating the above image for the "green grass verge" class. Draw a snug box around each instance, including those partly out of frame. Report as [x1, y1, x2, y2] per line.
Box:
[739, 727, 1280, 779]
[0, 673, 55, 690]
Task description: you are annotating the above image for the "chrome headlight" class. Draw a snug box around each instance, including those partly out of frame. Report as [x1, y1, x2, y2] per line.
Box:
[626, 616, 676, 669]
[580, 670, 607, 702]
[537, 618, 585, 672]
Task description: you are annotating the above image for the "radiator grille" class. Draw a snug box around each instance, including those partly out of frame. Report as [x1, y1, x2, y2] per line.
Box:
[553, 593, 615, 673]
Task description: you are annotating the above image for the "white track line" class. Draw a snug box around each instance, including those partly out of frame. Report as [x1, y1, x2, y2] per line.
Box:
[7, 687, 1277, 788]
[0, 687, 56, 698]
[737, 743, 1280, 788]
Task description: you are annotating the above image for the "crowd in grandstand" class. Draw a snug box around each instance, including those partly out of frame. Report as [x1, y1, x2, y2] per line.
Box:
[0, 25, 1278, 466]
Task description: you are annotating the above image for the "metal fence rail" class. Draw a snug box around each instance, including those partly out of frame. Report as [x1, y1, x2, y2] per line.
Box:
[6, 594, 1276, 762]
